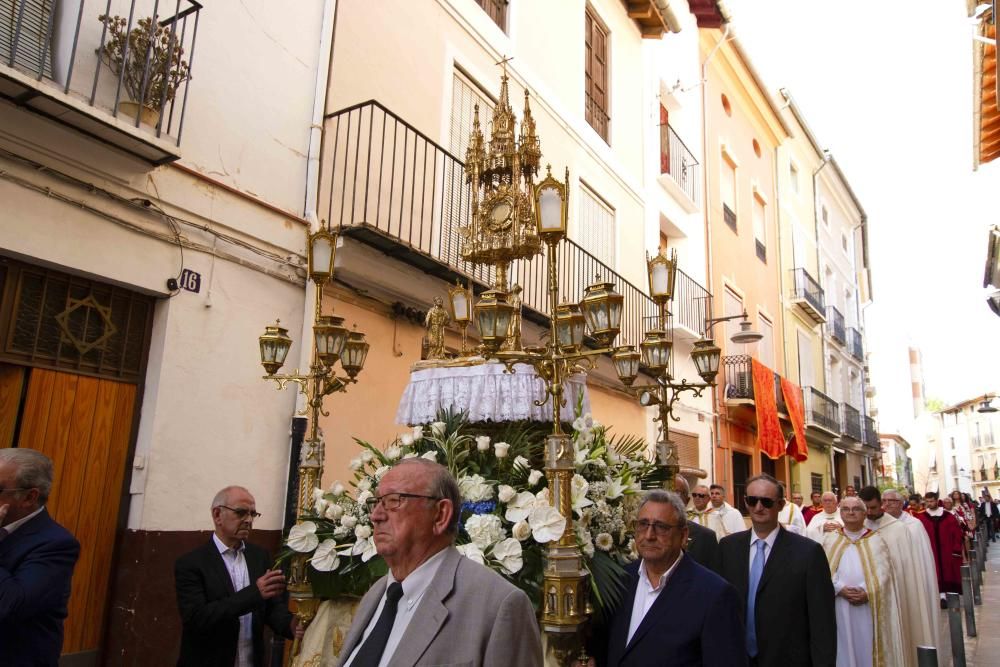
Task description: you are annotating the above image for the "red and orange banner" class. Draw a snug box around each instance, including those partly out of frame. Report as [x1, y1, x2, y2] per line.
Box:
[780, 376, 809, 462]
[751, 359, 784, 459]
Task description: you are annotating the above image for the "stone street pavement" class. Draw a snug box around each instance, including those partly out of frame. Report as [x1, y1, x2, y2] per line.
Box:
[936, 538, 999, 667]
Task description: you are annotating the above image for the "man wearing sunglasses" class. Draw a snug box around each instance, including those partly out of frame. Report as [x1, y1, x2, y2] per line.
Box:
[338, 458, 541, 666]
[718, 474, 835, 666]
[175, 486, 300, 666]
[0, 448, 80, 666]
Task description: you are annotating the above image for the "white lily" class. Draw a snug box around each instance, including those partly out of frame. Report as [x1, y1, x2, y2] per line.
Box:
[604, 476, 627, 500]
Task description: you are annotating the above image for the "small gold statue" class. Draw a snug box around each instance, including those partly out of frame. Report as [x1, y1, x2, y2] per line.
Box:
[424, 296, 450, 359]
[501, 283, 523, 351]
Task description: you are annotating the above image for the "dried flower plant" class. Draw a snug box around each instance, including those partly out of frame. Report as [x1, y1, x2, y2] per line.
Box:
[98, 14, 190, 109]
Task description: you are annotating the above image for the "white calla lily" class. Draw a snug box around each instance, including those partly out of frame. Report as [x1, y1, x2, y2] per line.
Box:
[490, 537, 524, 574]
[287, 522, 319, 552]
[311, 539, 340, 571]
[528, 505, 566, 543]
[504, 491, 537, 523]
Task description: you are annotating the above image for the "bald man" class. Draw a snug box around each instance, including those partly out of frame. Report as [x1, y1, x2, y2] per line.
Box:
[806, 492, 843, 543]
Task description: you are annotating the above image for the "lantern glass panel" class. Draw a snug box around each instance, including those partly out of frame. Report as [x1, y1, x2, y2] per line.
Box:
[538, 187, 564, 233]
[608, 298, 623, 331]
[450, 290, 470, 322]
[650, 261, 672, 297]
[341, 333, 370, 377]
[310, 234, 335, 279]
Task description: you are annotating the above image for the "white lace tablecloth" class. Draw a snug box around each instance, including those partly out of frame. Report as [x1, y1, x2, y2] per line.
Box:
[395, 361, 590, 425]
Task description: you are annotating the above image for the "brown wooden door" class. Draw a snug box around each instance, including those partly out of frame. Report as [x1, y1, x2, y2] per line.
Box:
[3, 365, 136, 656]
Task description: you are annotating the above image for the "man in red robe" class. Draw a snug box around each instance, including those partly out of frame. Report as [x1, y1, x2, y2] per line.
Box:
[918, 491, 964, 608]
[802, 491, 823, 526]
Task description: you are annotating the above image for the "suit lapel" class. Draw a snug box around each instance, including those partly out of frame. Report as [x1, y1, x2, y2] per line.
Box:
[606, 565, 641, 664]
[622, 556, 693, 656]
[206, 539, 236, 595]
[756, 527, 787, 594]
[732, 531, 751, 597]
[339, 579, 387, 660]
[387, 547, 458, 667]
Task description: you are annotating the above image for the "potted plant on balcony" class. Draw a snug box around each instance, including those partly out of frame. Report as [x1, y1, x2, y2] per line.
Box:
[97, 14, 190, 126]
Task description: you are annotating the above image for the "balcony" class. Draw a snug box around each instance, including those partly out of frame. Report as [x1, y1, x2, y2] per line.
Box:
[826, 306, 846, 346]
[721, 355, 788, 415]
[804, 386, 840, 435]
[642, 267, 711, 343]
[847, 327, 864, 361]
[0, 0, 201, 164]
[321, 100, 660, 348]
[841, 402, 863, 442]
[658, 122, 700, 207]
[790, 268, 826, 325]
[863, 415, 879, 449]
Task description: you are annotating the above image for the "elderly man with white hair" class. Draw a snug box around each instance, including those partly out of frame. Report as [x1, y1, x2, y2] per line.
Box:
[821, 496, 904, 667]
[806, 491, 843, 542]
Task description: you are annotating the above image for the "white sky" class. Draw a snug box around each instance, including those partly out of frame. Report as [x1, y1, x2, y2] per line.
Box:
[723, 0, 1000, 433]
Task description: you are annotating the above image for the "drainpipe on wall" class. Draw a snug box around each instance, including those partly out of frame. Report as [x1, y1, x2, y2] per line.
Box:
[812, 152, 832, 487]
[701, 19, 731, 488]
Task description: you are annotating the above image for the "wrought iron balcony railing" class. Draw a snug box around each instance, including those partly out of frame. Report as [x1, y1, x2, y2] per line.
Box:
[841, 402, 863, 442]
[0, 0, 201, 163]
[826, 306, 846, 345]
[847, 327, 864, 361]
[659, 123, 700, 203]
[721, 355, 787, 413]
[321, 100, 661, 346]
[805, 386, 840, 433]
[642, 267, 712, 340]
[790, 268, 826, 324]
[863, 415, 879, 449]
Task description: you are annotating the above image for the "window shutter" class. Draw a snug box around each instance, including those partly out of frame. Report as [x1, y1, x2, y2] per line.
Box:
[576, 185, 615, 268]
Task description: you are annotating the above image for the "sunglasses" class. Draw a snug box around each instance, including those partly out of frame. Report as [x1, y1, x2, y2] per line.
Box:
[691, 493, 709, 499]
[744, 495, 777, 509]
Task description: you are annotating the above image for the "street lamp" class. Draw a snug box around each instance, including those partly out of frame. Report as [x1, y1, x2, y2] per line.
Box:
[256, 226, 369, 655]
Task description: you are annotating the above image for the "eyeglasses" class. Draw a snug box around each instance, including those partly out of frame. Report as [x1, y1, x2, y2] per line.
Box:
[634, 519, 686, 535]
[365, 492, 441, 512]
[0, 487, 31, 495]
[691, 493, 708, 499]
[841, 507, 866, 513]
[219, 506, 262, 520]
[745, 496, 777, 509]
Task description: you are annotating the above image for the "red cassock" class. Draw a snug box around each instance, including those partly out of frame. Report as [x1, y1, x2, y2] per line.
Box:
[918, 511, 964, 594]
[802, 506, 821, 526]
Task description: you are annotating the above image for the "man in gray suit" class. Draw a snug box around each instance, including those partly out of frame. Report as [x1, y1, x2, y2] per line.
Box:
[337, 458, 543, 667]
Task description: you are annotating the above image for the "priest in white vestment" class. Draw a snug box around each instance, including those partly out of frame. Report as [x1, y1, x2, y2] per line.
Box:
[822, 497, 905, 667]
[686, 484, 725, 537]
[881, 489, 940, 653]
[777, 483, 807, 535]
[707, 484, 747, 536]
[807, 491, 844, 542]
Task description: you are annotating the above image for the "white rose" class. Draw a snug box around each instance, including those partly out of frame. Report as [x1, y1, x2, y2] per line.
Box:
[287, 521, 319, 552]
[348, 457, 363, 471]
[504, 491, 537, 523]
[490, 537, 524, 574]
[459, 474, 494, 502]
[465, 514, 506, 548]
[328, 481, 345, 496]
[421, 450, 438, 462]
[494, 442, 510, 458]
[356, 490, 373, 505]
[400, 433, 414, 447]
[431, 421, 447, 437]
[324, 503, 344, 522]
[357, 479, 372, 492]
[373, 465, 390, 480]
[340, 515, 358, 529]
[310, 539, 340, 572]
[528, 469, 544, 486]
[595, 532, 614, 552]
[313, 495, 330, 517]
[498, 485, 517, 503]
[412, 425, 424, 441]
[385, 445, 402, 461]
[513, 455, 529, 470]
[354, 524, 372, 540]
[333, 525, 349, 538]
[476, 435, 491, 452]
[512, 520, 532, 541]
[528, 505, 566, 543]
[360, 450, 374, 463]
[456, 542, 485, 565]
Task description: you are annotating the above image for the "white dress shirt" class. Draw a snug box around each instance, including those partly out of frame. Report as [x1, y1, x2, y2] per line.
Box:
[213, 534, 252, 667]
[748, 526, 780, 575]
[2, 505, 44, 534]
[345, 547, 449, 667]
[626, 553, 684, 645]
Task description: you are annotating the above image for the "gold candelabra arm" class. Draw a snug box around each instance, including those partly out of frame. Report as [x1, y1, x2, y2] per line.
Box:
[262, 373, 311, 395]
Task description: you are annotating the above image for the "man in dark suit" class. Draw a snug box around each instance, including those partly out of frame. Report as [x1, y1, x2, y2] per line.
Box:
[673, 475, 720, 573]
[592, 489, 744, 667]
[175, 485, 300, 666]
[0, 448, 80, 667]
[719, 473, 835, 667]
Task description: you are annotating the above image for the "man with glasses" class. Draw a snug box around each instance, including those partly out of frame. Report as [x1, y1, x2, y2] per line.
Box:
[0, 448, 80, 666]
[820, 496, 904, 666]
[805, 492, 843, 543]
[673, 475, 720, 573]
[338, 458, 541, 666]
[718, 474, 835, 666]
[592, 490, 744, 666]
[175, 485, 300, 666]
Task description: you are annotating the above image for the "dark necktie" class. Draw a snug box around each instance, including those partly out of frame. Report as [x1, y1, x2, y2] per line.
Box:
[352, 581, 404, 667]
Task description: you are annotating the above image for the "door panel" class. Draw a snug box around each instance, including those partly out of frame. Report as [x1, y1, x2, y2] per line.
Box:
[0, 364, 25, 447]
[16, 368, 136, 656]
